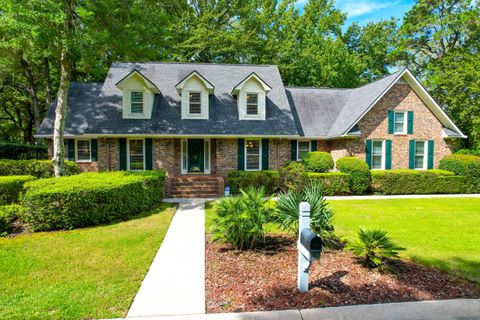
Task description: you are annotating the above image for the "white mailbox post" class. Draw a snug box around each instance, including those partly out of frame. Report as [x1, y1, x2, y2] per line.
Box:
[297, 201, 322, 293]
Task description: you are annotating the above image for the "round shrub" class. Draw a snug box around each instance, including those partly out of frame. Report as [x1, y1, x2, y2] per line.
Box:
[21, 171, 165, 231]
[307, 172, 351, 196]
[226, 170, 279, 195]
[439, 154, 480, 176]
[301, 152, 334, 172]
[336, 157, 371, 194]
[0, 175, 36, 205]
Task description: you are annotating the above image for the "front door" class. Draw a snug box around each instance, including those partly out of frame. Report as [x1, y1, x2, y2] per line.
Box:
[187, 139, 204, 173]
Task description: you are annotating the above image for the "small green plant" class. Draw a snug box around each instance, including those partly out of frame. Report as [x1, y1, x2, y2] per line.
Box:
[301, 151, 334, 172]
[275, 181, 335, 248]
[211, 187, 274, 250]
[348, 228, 405, 268]
[0, 204, 27, 236]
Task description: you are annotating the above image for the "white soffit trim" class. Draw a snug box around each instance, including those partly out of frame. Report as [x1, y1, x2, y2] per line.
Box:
[115, 69, 160, 94]
[231, 72, 272, 95]
[175, 70, 215, 94]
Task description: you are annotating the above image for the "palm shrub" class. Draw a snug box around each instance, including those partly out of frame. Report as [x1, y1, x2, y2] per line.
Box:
[348, 228, 405, 268]
[275, 181, 335, 249]
[211, 187, 274, 250]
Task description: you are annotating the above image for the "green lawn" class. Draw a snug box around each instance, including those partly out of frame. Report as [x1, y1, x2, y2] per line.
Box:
[329, 198, 480, 282]
[0, 203, 176, 320]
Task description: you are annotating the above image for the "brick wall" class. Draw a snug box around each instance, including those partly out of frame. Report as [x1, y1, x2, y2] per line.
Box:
[268, 139, 290, 170]
[98, 138, 119, 171]
[327, 84, 454, 168]
[215, 139, 238, 178]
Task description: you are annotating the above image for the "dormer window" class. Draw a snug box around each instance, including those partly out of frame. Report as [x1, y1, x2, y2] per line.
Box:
[176, 71, 214, 120]
[246, 94, 258, 115]
[189, 92, 202, 114]
[232, 73, 271, 121]
[115, 69, 160, 119]
[130, 91, 144, 114]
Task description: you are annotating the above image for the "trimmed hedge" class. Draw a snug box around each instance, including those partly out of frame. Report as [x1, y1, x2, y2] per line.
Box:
[307, 172, 351, 195]
[336, 157, 371, 194]
[226, 170, 279, 195]
[301, 152, 334, 173]
[0, 204, 27, 236]
[439, 154, 480, 191]
[371, 169, 469, 194]
[0, 159, 79, 178]
[0, 142, 48, 160]
[21, 171, 166, 231]
[0, 175, 36, 205]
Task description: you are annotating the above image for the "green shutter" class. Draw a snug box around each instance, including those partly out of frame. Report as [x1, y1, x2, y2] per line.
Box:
[291, 140, 297, 161]
[388, 111, 394, 134]
[365, 140, 372, 169]
[262, 139, 269, 170]
[409, 140, 415, 169]
[120, 138, 127, 170]
[91, 139, 98, 161]
[385, 140, 392, 170]
[67, 139, 75, 161]
[145, 138, 153, 170]
[407, 111, 414, 134]
[311, 140, 317, 151]
[237, 139, 245, 171]
[427, 140, 434, 169]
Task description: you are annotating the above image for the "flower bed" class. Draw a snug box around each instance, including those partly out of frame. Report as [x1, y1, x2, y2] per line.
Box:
[205, 234, 480, 313]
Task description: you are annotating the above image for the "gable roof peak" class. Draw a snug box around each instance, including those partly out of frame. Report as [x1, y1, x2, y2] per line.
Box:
[231, 72, 272, 95]
[115, 69, 160, 94]
[175, 70, 215, 94]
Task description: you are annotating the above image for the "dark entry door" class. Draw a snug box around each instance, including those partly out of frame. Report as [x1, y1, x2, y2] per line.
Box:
[188, 139, 204, 173]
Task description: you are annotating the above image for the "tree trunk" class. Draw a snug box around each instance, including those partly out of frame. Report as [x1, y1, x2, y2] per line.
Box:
[44, 57, 53, 108]
[52, 48, 71, 177]
[20, 59, 41, 130]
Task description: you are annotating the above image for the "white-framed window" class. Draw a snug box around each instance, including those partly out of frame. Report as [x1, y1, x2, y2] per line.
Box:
[246, 93, 258, 115]
[76, 139, 91, 162]
[127, 139, 145, 171]
[394, 111, 407, 134]
[188, 92, 202, 114]
[371, 140, 385, 170]
[130, 91, 144, 114]
[297, 140, 311, 161]
[245, 139, 261, 171]
[414, 140, 427, 169]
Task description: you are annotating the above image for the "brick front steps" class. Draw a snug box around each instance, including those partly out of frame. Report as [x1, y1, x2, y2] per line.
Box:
[168, 175, 223, 198]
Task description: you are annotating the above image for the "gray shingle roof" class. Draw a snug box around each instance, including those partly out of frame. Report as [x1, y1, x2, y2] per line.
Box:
[37, 62, 298, 137]
[287, 69, 406, 138]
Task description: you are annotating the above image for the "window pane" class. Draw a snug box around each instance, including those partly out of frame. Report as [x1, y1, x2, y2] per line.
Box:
[372, 155, 382, 169]
[204, 140, 210, 170]
[372, 141, 383, 155]
[131, 92, 143, 114]
[189, 92, 201, 114]
[415, 156, 424, 169]
[415, 141, 425, 155]
[298, 141, 310, 151]
[394, 112, 405, 133]
[246, 140, 260, 170]
[129, 140, 144, 171]
[298, 150, 309, 160]
[246, 94, 258, 115]
[77, 140, 90, 161]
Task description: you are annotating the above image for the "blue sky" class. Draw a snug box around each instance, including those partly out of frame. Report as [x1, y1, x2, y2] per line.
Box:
[297, 0, 415, 27]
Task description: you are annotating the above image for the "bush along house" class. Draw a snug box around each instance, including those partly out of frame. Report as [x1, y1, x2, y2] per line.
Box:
[36, 62, 465, 197]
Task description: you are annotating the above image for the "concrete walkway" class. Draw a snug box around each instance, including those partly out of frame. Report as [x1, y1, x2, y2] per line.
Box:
[127, 201, 205, 317]
[124, 299, 480, 319]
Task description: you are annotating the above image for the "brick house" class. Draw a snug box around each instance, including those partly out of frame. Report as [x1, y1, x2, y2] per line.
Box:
[36, 63, 465, 197]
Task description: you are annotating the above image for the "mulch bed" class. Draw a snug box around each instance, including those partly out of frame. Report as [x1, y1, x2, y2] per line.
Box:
[205, 234, 480, 313]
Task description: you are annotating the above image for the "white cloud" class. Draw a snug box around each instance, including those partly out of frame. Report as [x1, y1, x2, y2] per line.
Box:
[337, 0, 399, 18]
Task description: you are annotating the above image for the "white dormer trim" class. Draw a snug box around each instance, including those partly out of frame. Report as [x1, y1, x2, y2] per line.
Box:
[232, 73, 271, 121]
[177, 72, 211, 120]
[175, 71, 214, 94]
[115, 69, 159, 119]
[232, 72, 272, 95]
